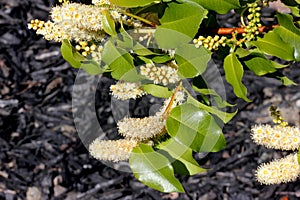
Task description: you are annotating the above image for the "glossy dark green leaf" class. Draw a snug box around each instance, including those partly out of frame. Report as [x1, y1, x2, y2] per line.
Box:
[102, 10, 117, 36]
[243, 55, 277, 76]
[152, 55, 172, 63]
[157, 138, 206, 175]
[191, 0, 240, 14]
[298, 148, 300, 165]
[252, 31, 294, 61]
[130, 144, 185, 193]
[81, 61, 102, 75]
[109, 0, 159, 7]
[175, 44, 211, 78]
[192, 86, 235, 108]
[159, 1, 207, 38]
[61, 39, 85, 68]
[274, 13, 300, 61]
[186, 95, 237, 124]
[224, 53, 251, 102]
[158, 1, 207, 38]
[102, 40, 137, 81]
[166, 103, 226, 152]
[141, 84, 172, 98]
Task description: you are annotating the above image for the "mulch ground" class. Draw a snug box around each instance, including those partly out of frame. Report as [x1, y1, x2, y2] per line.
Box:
[1, 0, 300, 199]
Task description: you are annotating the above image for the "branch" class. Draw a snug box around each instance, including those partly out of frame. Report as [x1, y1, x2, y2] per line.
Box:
[212, 25, 279, 35]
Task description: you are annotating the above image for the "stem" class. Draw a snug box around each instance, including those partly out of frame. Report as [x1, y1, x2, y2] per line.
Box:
[240, 7, 248, 27]
[120, 11, 157, 27]
[212, 25, 279, 35]
[162, 82, 182, 120]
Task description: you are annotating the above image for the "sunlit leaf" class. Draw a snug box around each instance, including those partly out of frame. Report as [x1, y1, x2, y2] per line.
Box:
[274, 13, 300, 61]
[175, 44, 211, 78]
[102, 10, 117, 36]
[166, 103, 226, 152]
[130, 144, 185, 193]
[110, 0, 159, 7]
[141, 84, 172, 98]
[157, 138, 206, 175]
[61, 39, 85, 68]
[186, 95, 237, 124]
[224, 53, 251, 102]
[102, 40, 137, 81]
[191, 0, 240, 14]
[252, 31, 294, 61]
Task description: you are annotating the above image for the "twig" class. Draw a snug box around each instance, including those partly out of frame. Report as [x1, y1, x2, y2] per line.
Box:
[120, 11, 157, 27]
[212, 25, 279, 35]
[162, 82, 182, 120]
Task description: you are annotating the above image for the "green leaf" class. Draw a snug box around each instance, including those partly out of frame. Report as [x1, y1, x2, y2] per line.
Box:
[191, 0, 240, 14]
[109, 0, 159, 7]
[117, 27, 134, 49]
[130, 144, 185, 193]
[133, 42, 158, 56]
[158, 1, 207, 38]
[155, 28, 192, 49]
[166, 103, 226, 152]
[186, 95, 237, 124]
[298, 148, 300, 165]
[102, 40, 137, 81]
[192, 86, 235, 108]
[102, 10, 117, 36]
[81, 61, 102, 75]
[157, 138, 206, 175]
[252, 31, 294, 61]
[141, 84, 172, 98]
[151, 54, 172, 63]
[61, 39, 85, 68]
[278, 76, 297, 85]
[175, 44, 211, 78]
[242, 54, 277, 76]
[274, 13, 300, 61]
[224, 53, 251, 102]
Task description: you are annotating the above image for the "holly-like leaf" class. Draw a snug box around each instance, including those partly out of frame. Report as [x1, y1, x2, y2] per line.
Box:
[109, 0, 159, 7]
[191, 0, 240, 14]
[157, 138, 206, 175]
[242, 53, 278, 76]
[192, 86, 235, 108]
[141, 84, 172, 98]
[81, 61, 102, 75]
[130, 144, 185, 193]
[155, 0, 207, 47]
[224, 53, 251, 102]
[274, 13, 300, 61]
[166, 103, 226, 152]
[102, 40, 138, 81]
[252, 31, 294, 61]
[186, 95, 237, 124]
[61, 39, 85, 68]
[175, 44, 211, 78]
[102, 10, 117, 36]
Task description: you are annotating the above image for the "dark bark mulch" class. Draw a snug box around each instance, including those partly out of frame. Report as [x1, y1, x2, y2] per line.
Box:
[1, 1, 300, 199]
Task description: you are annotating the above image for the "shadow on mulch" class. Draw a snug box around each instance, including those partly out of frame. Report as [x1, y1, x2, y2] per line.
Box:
[1, 0, 300, 199]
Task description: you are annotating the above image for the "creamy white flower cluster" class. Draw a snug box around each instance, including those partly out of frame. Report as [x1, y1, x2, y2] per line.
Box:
[28, 2, 120, 42]
[89, 89, 186, 162]
[251, 124, 300, 151]
[251, 124, 300, 184]
[256, 153, 300, 185]
[92, 0, 111, 6]
[110, 82, 146, 101]
[140, 63, 180, 86]
[89, 139, 138, 162]
[193, 35, 227, 51]
[117, 114, 165, 141]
